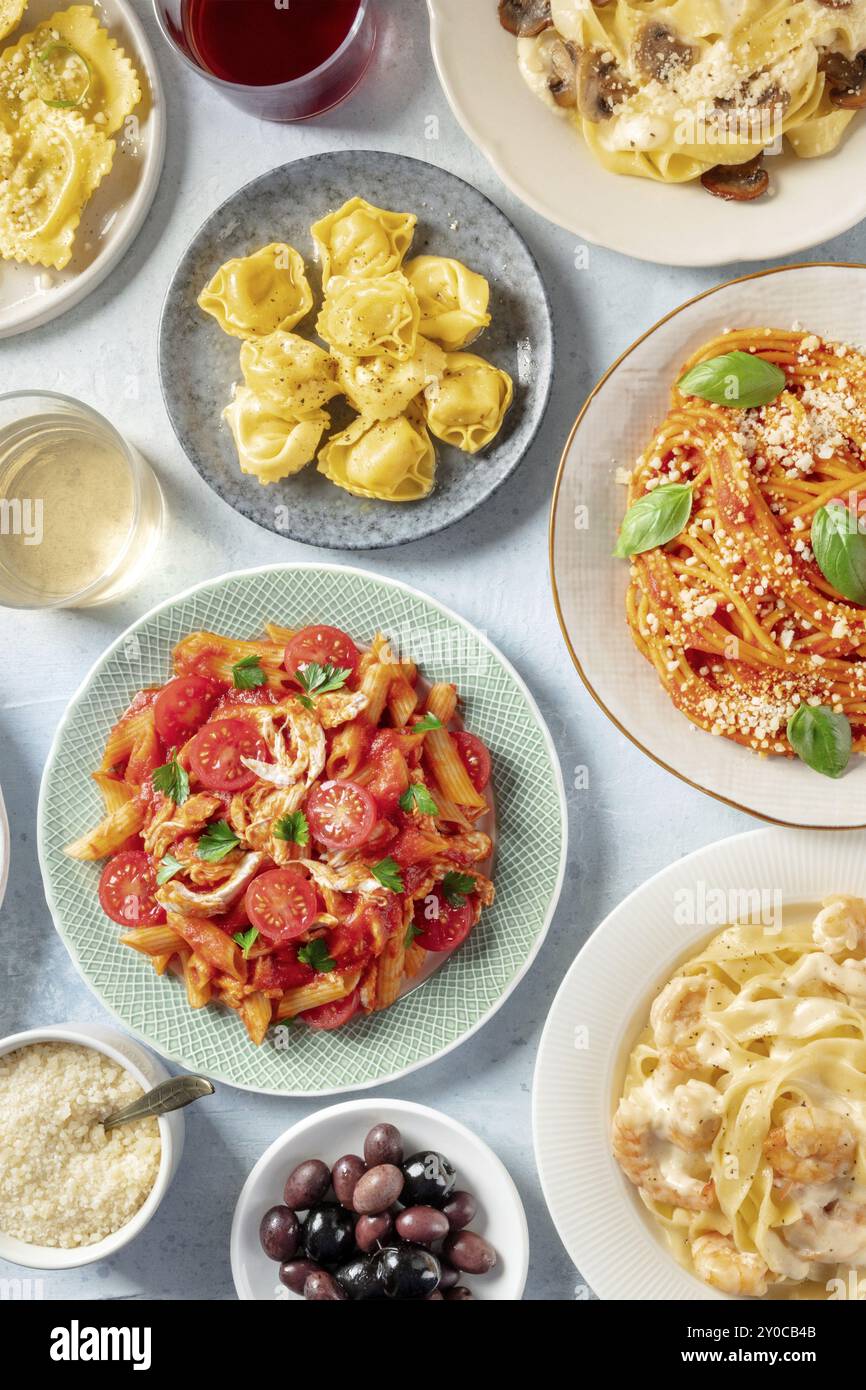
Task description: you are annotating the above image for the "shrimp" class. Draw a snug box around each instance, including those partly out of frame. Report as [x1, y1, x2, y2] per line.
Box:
[691, 1233, 769, 1298]
[763, 1105, 856, 1190]
[650, 975, 725, 1058]
[662, 1078, 723, 1153]
[612, 1095, 716, 1212]
[813, 896, 866, 957]
[782, 1199, 866, 1265]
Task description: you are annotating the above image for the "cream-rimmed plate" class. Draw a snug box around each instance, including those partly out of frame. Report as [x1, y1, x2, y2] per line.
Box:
[551, 262, 866, 829]
[426, 0, 866, 267]
[532, 826, 866, 1300]
[37, 562, 567, 1095]
[0, 0, 166, 339]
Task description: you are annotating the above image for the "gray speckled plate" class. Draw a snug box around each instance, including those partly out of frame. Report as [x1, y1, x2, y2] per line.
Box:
[158, 150, 553, 549]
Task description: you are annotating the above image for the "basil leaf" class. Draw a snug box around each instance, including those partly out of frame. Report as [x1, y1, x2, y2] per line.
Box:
[787, 704, 852, 779]
[614, 483, 692, 559]
[811, 503, 866, 606]
[677, 351, 786, 409]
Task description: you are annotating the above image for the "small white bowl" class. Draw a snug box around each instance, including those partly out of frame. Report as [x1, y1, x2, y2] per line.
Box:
[231, 1098, 529, 1300]
[0, 1022, 185, 1270]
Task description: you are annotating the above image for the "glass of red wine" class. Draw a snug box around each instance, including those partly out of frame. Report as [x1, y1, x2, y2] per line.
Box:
[153, 0, 377, 122]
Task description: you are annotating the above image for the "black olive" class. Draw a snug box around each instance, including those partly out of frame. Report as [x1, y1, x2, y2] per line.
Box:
[335, 1255, 387, 1300]
[302, 1202, 357, 1268]
[400, 1151, 457, 1208]
[373, 1243, 441, 1300]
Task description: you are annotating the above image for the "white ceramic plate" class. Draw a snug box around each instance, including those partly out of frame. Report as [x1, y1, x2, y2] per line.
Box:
[532, 826, 866, 1300]
[231, 1098, 529, 1300]
[426, 0, 866, 267]
[0, 0, 166, 338]
[551, 262, 866, 829]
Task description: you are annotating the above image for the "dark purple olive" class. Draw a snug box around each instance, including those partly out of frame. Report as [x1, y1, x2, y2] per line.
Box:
[395, 1205, 450, 1247]
[401, 1151, 457, 1208]
[443, 1230, 497, 1275]
[443, 1190, 477, 1231]
[279, 1258, 320, 1295]
[355, 1211, 393, 1252]
[283, 1159, 331, 1211]
[304, 1270, 347, 1300]
[437, 1260, 460, 1291]
[374, 1243, 441, 1300]
[336, 1254, 387, 1300]
[364, 1122, 403, 1167]
[259, 1205, 299, 1261]
[444, 1285, 474, 1300]
[353, 1163, 404, 1215]
[303, 1203, 357, 1267]
[427, 1290, 444, 1300]
[331, 1154, 366, 1209]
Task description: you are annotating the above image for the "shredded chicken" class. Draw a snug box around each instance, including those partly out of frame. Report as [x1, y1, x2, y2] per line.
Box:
[157, 852, 265, 916]
[142, 793, 221, 861]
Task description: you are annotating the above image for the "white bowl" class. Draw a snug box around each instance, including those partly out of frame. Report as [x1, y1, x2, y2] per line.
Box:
[231, 1098, 529, 1300]
[532, 826, 866, 1300]
[0, 1022, 185, 1270]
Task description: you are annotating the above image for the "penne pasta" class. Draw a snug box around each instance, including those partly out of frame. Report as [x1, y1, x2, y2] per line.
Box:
[388, 676, 418, 727]
[375, 934, 405, 1009]
[425, 728, 486, 810]
[92, 772, 135, 814]
[182, 951, 212, 1009]
[274, 969, 362, 1021]
[424, 682, 458, 724]
[240, 991, 273, 1045]
[168, 912, 245, 983]
[65, 798, 145, 861]
[120, 924, 186, 958]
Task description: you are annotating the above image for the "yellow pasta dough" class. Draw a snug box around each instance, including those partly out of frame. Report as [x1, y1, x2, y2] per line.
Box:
[0, 5, 141, 136]
[424, 353, 513, 454]
[199, 243, 314, 340]
[311, 196, 416, 286]
[316, 272, 420, 361]
[317, 408, 435, 502]
[223, 386, 328, 486]
[0, 99, 113, 269]
[335, 336, 446, 421]
[404, 255, 491, 351]
[240, 332, 342, 414]
[0, 1, 27, 43]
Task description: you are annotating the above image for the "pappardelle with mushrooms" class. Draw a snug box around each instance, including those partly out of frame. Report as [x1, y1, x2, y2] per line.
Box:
[64, 622, 495, 1046]
[197, 196, 513, 500]
[613, 896, 866, 1299]
[499, 0, 866, 201]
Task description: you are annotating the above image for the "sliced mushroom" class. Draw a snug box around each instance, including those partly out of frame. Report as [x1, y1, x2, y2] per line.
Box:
[820, 50, 866, 109]
[634, 21, 698, 83]
[701, 153, 769, 202]
[577, 48, 635, 122]
[536, 33, 578, 108]
[497, 0, 552, 38]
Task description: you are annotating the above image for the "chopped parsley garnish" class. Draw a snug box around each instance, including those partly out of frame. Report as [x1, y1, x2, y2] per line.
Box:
[371, 856, 404, 893]
[441, 871, 476, 908]
[156, 853, 184, 886]
[197, 820, 241, 862]
[233, 927, 259, 959]
[399, 782, 439, 816]
[231, 654, 267, 690]
[404, 921, 422, 949]
[152, 754, 189, 806]
[298, 938, 336, 973]
[412, 714, 443, 733]
[295, 663, 352, 701]
[273, 811, 310, 846]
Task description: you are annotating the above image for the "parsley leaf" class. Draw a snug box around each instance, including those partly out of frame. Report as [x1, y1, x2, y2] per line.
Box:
[441, 870, 476, 908]
[273, 811, 310, 846]
[404, 921, 422, 949]
[295, 662, 352, 700]
[156, 853, 184, 886]
[232, 654, 266, 690]
[399, 782, 439, 816]
[371, 856, 404, 893]
[298, 938, 336, 973]
[197, 820, 241, 862]
[233, 926, 259, 959]
[413, 714, 443, 733]
[152, 754, 189, 806]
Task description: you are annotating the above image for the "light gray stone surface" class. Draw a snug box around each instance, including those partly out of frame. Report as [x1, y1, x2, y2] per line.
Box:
[1, 0, 864, 1301]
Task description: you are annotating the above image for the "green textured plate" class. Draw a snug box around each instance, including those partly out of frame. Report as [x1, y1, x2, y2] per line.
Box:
[38, 565, 567, 1095]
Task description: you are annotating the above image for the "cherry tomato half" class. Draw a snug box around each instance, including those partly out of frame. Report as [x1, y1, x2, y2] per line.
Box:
[284, 626, 360, 682]
[244, 868, 317, 946]
[452, 731, 492, 793]
[189, 718, 268, 793]
[306, 780, 377, 851]
[154, 675, 221, 748]
[366, 730, 410, 814]
[300, 987, 361, 1031]
[98, 850, 166, 928]
[412, 887, 474, 953]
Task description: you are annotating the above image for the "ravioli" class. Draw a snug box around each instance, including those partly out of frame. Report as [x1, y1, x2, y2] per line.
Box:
[240, 331, 342, 414]
[0, 99, 114, 269]
[199, 243, 314, 340]
[335, 336, 446, 421]
[316, 272, 420, 361]
[405, 255, 491, 351]
[223, 386, 328, 486]
[0, 1, 27, 43]
[317, 407, 435, 502]
[424, 353, 513, 454]
[311, 196, 416, 287]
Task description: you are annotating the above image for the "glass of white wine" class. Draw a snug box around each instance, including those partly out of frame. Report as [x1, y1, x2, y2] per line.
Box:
[0, 392, 164, 610]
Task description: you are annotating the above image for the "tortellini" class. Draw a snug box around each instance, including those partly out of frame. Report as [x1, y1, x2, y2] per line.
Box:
[336, 337, 446, 421]
[240, 332, 342, 414]
[223, 386, 328, 486]
[405, 256, 492, 351]
[311, 196, 416, 287]
[424, 353, 514, 455]
[317, 408, 436, 503]
[316, 273, 420, 361]
[198, 243, 313, 340]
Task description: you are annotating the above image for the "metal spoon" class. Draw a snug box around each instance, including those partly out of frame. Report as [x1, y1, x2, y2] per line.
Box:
[102, 1075, 214, 1132]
